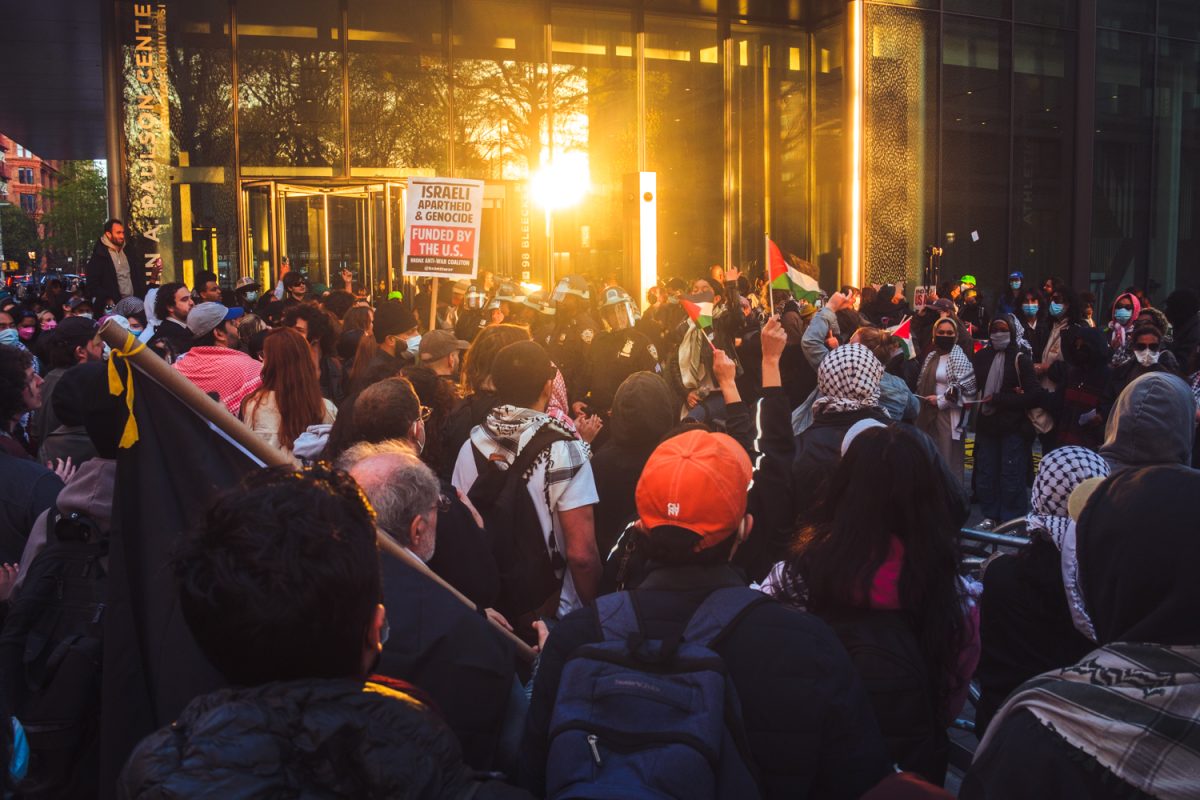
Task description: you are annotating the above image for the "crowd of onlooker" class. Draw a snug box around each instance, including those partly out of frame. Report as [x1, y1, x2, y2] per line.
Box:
[0, 217, 1197, 798]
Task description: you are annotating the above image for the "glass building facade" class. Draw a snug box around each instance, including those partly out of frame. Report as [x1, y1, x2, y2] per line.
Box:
[112, 0, 1198, 307]
[863, 0, 1200, 306]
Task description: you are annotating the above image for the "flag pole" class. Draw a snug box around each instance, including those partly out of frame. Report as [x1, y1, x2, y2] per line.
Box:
[97, 320, 537, 664]
[766, 233, 778, 318]
[99, 320, 292, 468]
[377, 532, 538, 664]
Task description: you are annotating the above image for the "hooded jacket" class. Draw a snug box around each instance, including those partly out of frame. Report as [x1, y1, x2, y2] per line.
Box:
[591, 372, 675, 557]
[118, 676, 525, 799]
[965, 465, 1200, 800]
[1098, 372, 1196, 475]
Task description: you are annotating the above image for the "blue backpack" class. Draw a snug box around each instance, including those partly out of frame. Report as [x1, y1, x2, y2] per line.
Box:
[545, 586, 766, 800]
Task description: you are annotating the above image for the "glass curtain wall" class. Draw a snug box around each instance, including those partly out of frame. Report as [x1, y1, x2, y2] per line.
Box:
[862, 0, 1079, 296]
[123, 0, 843, 295]
[1094, 0, 1200, 301]
[165, 0, 235, 286]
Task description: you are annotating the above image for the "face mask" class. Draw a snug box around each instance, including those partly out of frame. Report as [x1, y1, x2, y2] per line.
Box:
[1048, 302, 1065, 318]
[0, 329, 19, 348]
[77, 312, 93, 320]
[990, 332, 1011, 350]
[40, 320, 57, 332]
[406, 335, 422, 355]
[1022, 304, 1040, 318]
[244, 291, 259, 303]
[1010, 281, 1022, 291]
[17, 326, 34, 341]
[934, 335, 955, 353]
[1135, 348, 1161, 367]
[1114, 308, 1133, 325]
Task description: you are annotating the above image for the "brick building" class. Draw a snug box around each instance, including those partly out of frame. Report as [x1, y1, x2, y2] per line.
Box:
[0, 132, 61, 238]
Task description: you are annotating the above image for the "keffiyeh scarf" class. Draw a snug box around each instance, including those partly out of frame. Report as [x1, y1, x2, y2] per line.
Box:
[1026, 446, 1110, 549]
[976, 642, 1200, 800]
[812, 343, 883, 415]
[470, 405, 587, 488]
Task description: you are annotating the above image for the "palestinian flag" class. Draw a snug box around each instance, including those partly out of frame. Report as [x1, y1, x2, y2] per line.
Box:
[767, 238, 822, 303]
[680, 289, 715, 331]
[888, 316, 916, 360]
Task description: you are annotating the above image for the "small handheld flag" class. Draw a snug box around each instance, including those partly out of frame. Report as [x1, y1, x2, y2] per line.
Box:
[767, 238, 822, 308]
[887, 316, 916, 360]
[680, 289, 718, 351]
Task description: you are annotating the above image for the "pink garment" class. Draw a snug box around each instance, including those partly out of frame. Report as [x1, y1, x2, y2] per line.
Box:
[867, 537, 904, 610]
[1108, 292, 1142, 353]
[861, 536, 981, 723]
[173, 346, 263, 417]
[548, 367, 571, 417]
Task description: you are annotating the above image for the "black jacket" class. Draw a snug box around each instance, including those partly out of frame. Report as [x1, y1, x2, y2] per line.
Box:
[972, 345, 1040, 437]
[440, 391, 498, 481]
[426, 478, 501, 611]
[726, 388, 799, 581]
[377, 552, 515, 771]
[792, 406, 890, 516]
[85, 238, 144, 310]
[147, 320, 193, 361]
[0, 452, 62, 563]
[974, 538, 1096, 735]
[1168, 311, 1200, 372]
[962, 708, 1154, 800]
[518, 564, 891, 799]
[118, 676, 529, 799]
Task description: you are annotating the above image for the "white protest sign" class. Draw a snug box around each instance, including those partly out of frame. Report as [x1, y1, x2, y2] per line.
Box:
[402, 177, 484, 279]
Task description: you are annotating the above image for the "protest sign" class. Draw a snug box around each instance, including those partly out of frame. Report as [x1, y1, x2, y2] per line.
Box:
[402, 177, 484, 279]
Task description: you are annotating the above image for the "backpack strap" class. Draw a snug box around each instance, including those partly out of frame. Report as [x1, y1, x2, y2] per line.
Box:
[682, 587, 770, 649]
[594, 591, 642, 644]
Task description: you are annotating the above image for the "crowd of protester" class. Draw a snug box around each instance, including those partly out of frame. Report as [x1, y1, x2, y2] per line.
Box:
[0, 216, 1198, 798]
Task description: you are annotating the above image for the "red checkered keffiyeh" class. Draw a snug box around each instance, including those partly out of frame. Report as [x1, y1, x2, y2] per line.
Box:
[173, 346, 263, 417]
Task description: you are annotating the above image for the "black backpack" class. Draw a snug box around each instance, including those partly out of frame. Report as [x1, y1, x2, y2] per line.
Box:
[0, 509, 108, 799]
[822, 608, 947, 784]
[468, 424, 573, 625]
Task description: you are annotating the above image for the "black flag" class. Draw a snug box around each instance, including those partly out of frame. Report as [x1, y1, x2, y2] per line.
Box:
[99, 357, 264, 795]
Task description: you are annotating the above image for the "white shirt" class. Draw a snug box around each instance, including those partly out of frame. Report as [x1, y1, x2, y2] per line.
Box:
[452, 435, 599, 618]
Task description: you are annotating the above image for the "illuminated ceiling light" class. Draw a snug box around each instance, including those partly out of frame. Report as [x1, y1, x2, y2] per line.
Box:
[530, 152, 591, 210]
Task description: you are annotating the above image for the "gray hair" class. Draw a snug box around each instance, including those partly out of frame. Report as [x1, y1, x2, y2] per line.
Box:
[336, 439, 439, 547]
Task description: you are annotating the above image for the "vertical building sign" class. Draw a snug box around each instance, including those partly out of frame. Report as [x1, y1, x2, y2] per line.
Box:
[125, 2, 172, 281]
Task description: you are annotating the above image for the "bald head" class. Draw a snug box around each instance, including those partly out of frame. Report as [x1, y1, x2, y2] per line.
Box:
[336, 440, 440, 561]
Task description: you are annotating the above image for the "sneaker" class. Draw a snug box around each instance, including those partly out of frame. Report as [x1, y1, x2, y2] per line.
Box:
[976, 518, 997, 531]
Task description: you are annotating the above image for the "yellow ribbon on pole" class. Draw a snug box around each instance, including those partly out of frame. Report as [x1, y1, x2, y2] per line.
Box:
[107, 332, 148, 449]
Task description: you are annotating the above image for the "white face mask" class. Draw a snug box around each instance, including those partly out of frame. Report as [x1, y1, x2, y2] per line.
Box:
[1134, 348, 1161, 367]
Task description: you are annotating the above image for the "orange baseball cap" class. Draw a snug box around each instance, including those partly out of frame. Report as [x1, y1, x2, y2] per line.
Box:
[635, 429, 753, 550]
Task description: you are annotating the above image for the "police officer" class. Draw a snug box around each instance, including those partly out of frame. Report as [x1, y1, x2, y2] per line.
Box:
[453, 284, 488, 343]
[547, 275, 598, 405]
[583, 286, 660, 415]
[513, 290, 557, 346]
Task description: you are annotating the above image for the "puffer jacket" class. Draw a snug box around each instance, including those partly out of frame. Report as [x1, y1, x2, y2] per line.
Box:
[118, 676, 529, 799]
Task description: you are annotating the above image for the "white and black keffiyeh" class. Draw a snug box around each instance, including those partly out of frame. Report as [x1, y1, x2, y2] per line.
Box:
[976, 643, 1200, 800]
[813, 343, 883, 415]
[1027, 446, 1110, 550]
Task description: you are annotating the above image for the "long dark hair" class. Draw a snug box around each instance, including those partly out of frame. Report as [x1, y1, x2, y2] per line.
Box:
[776, 425, 967, 714]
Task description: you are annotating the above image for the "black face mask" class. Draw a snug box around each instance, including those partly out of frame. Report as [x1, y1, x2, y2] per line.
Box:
[934, 335, 955, 353]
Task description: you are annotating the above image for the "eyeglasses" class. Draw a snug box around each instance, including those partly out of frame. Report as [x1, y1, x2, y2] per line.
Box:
[436, 493, 452, 513]
[1133, 342, 1160, 352]
[418, 405, 432, 422]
